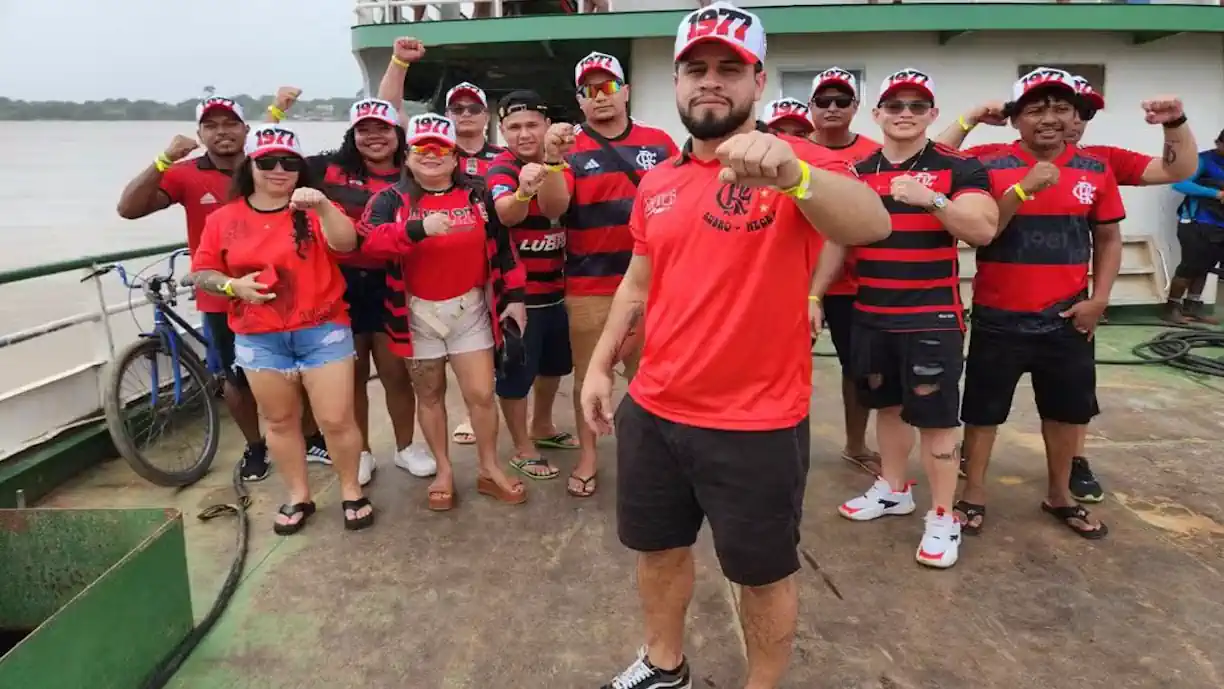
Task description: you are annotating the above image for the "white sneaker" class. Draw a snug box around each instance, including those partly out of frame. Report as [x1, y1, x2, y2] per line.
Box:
[393, 444, 437, 478]
[838, 478, 916, 521]
[358, 451, 377, 486]
[916, 508, 962, 569]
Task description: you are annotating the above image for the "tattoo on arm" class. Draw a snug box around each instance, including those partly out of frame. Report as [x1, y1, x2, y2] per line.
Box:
[1162, 142, 1177, 166]
[612, 301, 645, 353]
[933, 451, 956, 462]
[191, 270, 232, 295]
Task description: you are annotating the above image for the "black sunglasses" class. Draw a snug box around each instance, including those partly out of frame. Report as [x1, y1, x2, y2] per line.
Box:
[253, 155, 304, 172]
[879, 99, 933, 115]
[811, 95, 854, 109]
[446, 104, 486, 116]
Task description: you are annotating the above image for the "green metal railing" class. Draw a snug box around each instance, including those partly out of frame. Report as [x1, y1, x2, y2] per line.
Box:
[0, 243, 187, 287]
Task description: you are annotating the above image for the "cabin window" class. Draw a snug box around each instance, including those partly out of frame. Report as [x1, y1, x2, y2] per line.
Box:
[778, 68, 867, 104]
[1018, 64, 1106, 94]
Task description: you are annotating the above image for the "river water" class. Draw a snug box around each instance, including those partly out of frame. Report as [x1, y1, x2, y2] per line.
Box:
[0, 121, 351, 393]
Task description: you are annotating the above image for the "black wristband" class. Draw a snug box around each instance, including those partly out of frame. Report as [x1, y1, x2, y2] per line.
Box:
[1162, 114, 1187, 129]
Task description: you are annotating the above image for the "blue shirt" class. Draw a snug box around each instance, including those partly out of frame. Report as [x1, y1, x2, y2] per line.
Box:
[1173, 150, 1224, 228]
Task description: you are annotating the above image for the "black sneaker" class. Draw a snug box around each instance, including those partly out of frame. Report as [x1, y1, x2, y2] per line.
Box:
[1069, 456, 1104, 503]
[305, 432, 331, 465]
[601, 647, 691, 689]
[240, 442, 270, 482]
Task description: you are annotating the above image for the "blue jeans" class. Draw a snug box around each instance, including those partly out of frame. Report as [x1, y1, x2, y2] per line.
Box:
[233, 321, 355, 374]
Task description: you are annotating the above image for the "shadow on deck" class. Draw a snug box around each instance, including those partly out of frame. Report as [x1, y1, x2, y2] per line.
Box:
[41, 325, 1224, 689]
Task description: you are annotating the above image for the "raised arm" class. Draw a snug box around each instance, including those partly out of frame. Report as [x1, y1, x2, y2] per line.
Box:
[376, 38, 426, 124]
[933, 101, 1007, 150]
[1137, 97, 1197, 185]
[116, 135, 199, 219]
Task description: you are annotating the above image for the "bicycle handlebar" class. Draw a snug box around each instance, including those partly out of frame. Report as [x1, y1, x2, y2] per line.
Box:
[81, 247, 192, 292]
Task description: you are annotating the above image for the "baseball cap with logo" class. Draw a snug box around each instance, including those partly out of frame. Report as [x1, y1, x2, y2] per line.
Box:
[878, 69, 936, 104]
[497, 90, 549, 121]
[245, 124, 303, 159]
[1012, 67, 1077, 104]
[446, 82, 488, 107]
[405, 113, 457, 148]
[349, 98, 399, 127]
[1070, 75, 1105, 111]
[674, 1, 766, 65]
[764, 98, 814, 130]
[575, 51, 626, 86]
[196, 96, 245, 123]
[811, 67, 858, 100]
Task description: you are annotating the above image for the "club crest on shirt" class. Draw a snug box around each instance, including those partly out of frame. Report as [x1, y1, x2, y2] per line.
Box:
[466, 158, 479, 174]
[1072, 179, 1097, 205]
[704, 183, 776, 234]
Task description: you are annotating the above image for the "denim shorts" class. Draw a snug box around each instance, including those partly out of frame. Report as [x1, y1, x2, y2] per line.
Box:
[233, 321, 355, 374]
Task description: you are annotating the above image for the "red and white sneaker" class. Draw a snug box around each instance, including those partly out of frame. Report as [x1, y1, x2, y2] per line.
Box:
[838, 478, 916, 521]
[916, 508, 962, 569]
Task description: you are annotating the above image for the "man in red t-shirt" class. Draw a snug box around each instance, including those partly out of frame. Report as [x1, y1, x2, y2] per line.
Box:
[579, 4, 890, 687]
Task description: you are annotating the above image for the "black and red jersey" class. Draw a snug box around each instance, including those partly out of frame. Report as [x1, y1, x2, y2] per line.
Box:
[459, 142, 505, 178]
[562, 121, 679, 296]
[486, 150, 568, 306]
[972, 142, 1126, 334]
[308, 155, 401, 270]
[853, 143, 991, 332]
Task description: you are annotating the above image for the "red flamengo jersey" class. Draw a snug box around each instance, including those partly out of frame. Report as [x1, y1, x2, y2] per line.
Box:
[810, 134, 881, 296]
[972, 143, 1126, 334]
[966, 141, 1153, 187]
[486, 150, 573, 306]
[159, 155, 233, 313]
[562, 121, 679, 296]
[459, 142, 505, 178]
[309, 156, 400, 269]
[627, 134, 857, 431]
[853, 143, 992, 332]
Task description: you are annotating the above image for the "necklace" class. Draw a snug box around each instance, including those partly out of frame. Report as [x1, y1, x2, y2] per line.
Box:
[873, 139, 931, 194]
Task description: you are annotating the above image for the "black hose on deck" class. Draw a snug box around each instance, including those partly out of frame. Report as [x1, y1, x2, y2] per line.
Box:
[140, 460, 251, 689]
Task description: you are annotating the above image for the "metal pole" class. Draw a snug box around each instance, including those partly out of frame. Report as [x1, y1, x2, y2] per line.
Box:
[88, 266, 116, 360]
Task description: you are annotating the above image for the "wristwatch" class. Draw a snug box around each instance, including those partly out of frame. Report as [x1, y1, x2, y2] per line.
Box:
[928, 193, 949, 211]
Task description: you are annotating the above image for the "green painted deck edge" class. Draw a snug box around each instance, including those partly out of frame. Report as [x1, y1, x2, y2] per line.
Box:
[0, 422, 115, 508]
[351, 4, 1224, 50]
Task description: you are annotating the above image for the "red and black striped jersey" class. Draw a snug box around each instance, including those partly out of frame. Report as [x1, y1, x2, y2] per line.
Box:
[562, 121, 679, 296]
[853, 142, 991, 332]
[966, 141, 1152, 187]
[486, 150, 571, 306]
[459, 142, 505, 178]
[307, 155, 400, 269]
[971, 142, 1126, 334]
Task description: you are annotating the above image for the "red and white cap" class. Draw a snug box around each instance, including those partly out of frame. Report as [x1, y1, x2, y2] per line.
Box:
[1013, 67, 1077, 102]
[349, 97, 399, 127]
[810, 67, 858, 100]
[878, 68, 935, 103]
[445, 82, 487, 107]
[674, 1, 766, 65]
[405, 113, 457, 147]
[575, 51, 625, 86]
[1071, 74, 1105, 111]
[245, 123, 303, 159]
[764, 98, 814, 130]
[196, 96, 245, 123]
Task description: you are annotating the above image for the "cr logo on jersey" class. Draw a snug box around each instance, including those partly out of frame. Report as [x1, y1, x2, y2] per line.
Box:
[465, 158, 479, 174]
[911, 171, 937, 188]
[1072, 179, 1097, 205]
[519, 232, 566, 254]
[635, 148, 659, 170]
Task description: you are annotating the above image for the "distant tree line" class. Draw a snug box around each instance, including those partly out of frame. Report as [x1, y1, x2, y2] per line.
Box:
[0, 94, 417, 121]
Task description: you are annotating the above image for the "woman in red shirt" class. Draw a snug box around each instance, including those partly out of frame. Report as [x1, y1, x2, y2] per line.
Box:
[358, 113, 528, 512]
[190, 124, 374, 534]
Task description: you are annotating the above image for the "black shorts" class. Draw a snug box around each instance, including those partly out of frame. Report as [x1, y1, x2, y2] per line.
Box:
[341, 266, 388, 335]
[615, 395, 811, 587]
[822, 294, 856, 372]
[201, 312, 248, 389]
[850, 325, 963, 429]
[961, 325, 1098, 427]
[1174, 222, 1224, 279]
[495, 301, 573, 399]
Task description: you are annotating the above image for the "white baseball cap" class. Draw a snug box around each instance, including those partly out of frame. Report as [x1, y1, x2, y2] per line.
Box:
[446, 82, 488, 107]
[196, 96, 245, 123]
[674, 2, 766, 65]
[764, 98, 813, 130]
[349, 98, 399, 127]
[810, 67, 858, 100]
[245, 123, 303, 159]
[405, 113, 457, 147]
[1014, 67, 1077, 103]
[1071, 75, 1106, 111]
[878, 68, 936, 103]
[575, 51, 626, 86]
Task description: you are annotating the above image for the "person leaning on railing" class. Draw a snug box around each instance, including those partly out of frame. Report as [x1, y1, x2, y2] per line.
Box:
[188, 123, 376, 536]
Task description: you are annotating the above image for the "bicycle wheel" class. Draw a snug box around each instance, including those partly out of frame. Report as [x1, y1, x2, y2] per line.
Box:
[103, 336, 221, 487]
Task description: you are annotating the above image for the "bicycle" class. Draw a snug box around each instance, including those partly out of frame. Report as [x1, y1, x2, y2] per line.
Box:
[84, 248, 221, 487]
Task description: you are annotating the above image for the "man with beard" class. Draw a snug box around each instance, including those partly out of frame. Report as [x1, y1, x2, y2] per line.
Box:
[805, 67, 884, 476]
[580, 4, 890, 686]
[761, 97, 814, 138]
[528, 50, 678, 498]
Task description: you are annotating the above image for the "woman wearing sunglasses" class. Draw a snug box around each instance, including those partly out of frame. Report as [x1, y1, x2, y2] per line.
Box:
[190, 124, 374, 535]
[358, 113, 529, 512]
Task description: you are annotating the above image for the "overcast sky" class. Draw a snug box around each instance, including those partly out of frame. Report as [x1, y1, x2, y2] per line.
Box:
[0, 0, 363, 101]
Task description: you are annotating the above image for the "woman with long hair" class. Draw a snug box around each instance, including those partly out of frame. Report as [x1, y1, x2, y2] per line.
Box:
[358, 113, 529, 511]
[190, 123, 374, 534]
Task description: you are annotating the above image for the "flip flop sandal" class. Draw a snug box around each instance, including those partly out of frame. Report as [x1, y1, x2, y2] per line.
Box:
[532, 432, 579, 450]
[954, 500, 986, 535]
[452, 421, 476, 445]
[510, 455, 559, 480]
[841, 450, 882, 476]
[273, 501, 316, 535]
[428, 487, 455, 512]
[342, 497, 376, 531]
[477, 475, 528, 505]
[1041, 502, 1108, 540]
[567, 473, 597, 498]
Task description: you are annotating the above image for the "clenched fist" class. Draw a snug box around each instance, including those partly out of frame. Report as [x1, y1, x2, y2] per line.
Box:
[544, 123, 576, 162]
[967, 101, 1007, 127]
[422, 212, 452, 237]
[163, 135, 199, 162]
[289, 187, 327, 210]
[890, 174, 937, 208]
[1019, 161, 1059, 195]
[1141, 96, 1184, 125]
[518, 162, 547, 196]
[714, 130, 802, 189]
[274, 86, 303, 113]
[393, 37, 425, 64]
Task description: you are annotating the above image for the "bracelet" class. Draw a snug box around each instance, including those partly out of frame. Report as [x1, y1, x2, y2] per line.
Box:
[221, 279, 235, 297]
[1162, 114, 1187, 129]
[1011, 184, 1030, 202]
[957, 115, 974, 132]
[780, 159, 812, 200]
[267, 105, 286, 121]
[391, 56, 411, 69]
[808, 295, 821, 303]
[154, 153, 172, 173]
[544, 162, 568, 172]
[514, 188, 535, 202]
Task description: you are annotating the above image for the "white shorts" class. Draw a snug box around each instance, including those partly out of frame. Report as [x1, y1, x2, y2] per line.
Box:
[408, 289, 495, 360]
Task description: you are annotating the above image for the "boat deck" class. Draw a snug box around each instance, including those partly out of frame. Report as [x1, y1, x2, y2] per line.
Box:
[41, 324, 1224, 689]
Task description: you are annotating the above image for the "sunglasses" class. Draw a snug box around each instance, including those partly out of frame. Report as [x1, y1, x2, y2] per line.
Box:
[811, 95, 854, 109]
[879, 99, 933, 115]
[411, 143, 455, 157]
[577, 80, 623, 99]
[446, 104, 486, 117]
[253, 155, 304, 172]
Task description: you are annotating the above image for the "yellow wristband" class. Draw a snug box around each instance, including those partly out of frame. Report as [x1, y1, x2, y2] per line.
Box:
[267, 105, 286, 121]
[221, 279, 235, 297]
[514, 188, 535, 202]
[1011, 184, 1030, 202]
[957, 115, 974, 132]
[154, 154, 172, 173]
[544, 162, 569, 172]
[780, 159, 812, 199]
[809, 295, 821, 303]
[391, 56, 411, 69]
